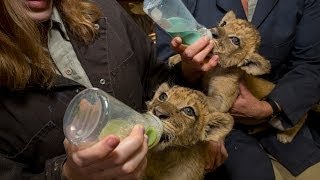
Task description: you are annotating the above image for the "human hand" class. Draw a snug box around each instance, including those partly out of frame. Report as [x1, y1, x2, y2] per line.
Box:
[171, 37, 219, 82]
[63, 125, 148, 180]
[205, 140, 228, 172]
[230, 82, 273, 125]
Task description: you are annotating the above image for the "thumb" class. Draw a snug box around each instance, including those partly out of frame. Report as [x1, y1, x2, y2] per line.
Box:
[171, 37, 187, 53]
[239, 82, 250, 96]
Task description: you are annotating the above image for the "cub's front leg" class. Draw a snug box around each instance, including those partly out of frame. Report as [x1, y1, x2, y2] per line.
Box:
[205, 74, 240, 112]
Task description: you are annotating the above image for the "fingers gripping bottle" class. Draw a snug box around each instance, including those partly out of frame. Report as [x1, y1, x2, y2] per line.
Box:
[143, 0, 212, 45]
[63, 88, 163, 149]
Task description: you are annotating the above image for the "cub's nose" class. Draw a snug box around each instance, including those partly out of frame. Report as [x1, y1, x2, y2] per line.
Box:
[153, 106, 170, 120]
[210, 28, 219, 39]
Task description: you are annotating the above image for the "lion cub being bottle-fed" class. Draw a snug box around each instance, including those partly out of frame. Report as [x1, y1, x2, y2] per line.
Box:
[169, 11, 306, 143]
[143, 83, 233, 180]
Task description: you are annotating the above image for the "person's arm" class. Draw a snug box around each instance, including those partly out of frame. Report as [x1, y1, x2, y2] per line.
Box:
[0, 103, 67, 180]
[267, 0, 320, 128]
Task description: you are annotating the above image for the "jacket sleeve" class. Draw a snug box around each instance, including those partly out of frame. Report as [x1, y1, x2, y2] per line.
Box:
[0, 154, 66, 180]
[268, 0, 320, 127]
[0, 102, 67, 180]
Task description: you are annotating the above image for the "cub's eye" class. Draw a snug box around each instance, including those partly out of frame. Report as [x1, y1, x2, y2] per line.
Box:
[181, 106, 196, 117]
[158, 92, 168, 101]
[230, 37, 240, 46]
[220, 21, 227, 27]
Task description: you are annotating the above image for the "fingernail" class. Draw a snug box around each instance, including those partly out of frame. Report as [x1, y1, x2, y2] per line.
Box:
[135, 124, 145, 134]
[141, 125, 145, 134]
[106, 137, 119, 148]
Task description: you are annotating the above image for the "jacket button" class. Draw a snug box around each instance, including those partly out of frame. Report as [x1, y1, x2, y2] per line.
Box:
[99, 78, 106, 85]
[94, 24, 100, 30]
[65, 68, 73, 75]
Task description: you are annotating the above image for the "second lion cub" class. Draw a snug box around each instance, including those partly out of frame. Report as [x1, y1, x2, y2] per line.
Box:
[169, 11, 305, 143]
[144, 83, 233, 180]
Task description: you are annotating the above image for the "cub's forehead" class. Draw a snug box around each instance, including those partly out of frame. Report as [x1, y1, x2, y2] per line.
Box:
[168, 86, 207, 104]
[226, 20, 257, 33]
[228, 19, 251, 27]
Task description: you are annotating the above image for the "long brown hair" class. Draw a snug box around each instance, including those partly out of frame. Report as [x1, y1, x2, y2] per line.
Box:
[0, 0, 102, 90]
[57, 0, 102, 43]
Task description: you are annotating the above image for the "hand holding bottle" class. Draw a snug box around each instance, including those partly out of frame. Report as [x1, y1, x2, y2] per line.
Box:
[171, 36, 219, 82]
[63, 125, 148, 180]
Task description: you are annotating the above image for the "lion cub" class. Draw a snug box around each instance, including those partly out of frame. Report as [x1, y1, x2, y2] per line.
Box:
[144, 83, 233, 180]
[170, 11, 271, 112]
[169, 11, 306, 143]
[202, 11, 272, 112]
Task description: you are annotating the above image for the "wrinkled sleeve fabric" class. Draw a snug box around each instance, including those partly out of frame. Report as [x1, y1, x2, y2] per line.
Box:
[0, 154, 66, 180]
[0, 103, 66, 180]
[268, 0, 320, 128]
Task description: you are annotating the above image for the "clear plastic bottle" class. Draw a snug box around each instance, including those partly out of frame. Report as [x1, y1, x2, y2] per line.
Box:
[143, 0, 212, 45]
[63, 88, 163, 149]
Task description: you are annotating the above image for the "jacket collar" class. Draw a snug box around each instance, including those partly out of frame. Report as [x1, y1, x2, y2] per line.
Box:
[49, 7, 70, 41]
[216, 0, 247, 20]
[216, 0, 279, 27]
[251, 0, 279, 27]
[52, 75, 84, 89]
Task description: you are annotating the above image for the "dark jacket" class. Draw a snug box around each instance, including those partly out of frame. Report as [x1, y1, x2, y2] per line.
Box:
[0, 0, 176, 179]
[156, 0, 320, 176]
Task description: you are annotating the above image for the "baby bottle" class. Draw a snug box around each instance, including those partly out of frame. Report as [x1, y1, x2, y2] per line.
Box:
[143, 0, 212, 45]
[63, 88, 163, 149]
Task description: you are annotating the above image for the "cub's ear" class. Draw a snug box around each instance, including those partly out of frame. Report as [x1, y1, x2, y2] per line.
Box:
[221, 11, 236, 23]
[152, 82, 171, 100]
[148, 83, 171, 109]
[238, 53, 271, 75]
[156, 83, 170, 93]
[202, 112, 234, 142]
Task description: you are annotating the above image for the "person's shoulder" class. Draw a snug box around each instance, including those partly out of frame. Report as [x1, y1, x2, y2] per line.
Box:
[91, 0, 129, 19]
[92, 0, 121, 11]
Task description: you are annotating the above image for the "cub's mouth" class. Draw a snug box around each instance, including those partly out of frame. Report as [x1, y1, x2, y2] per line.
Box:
[159, 133, 170, 143]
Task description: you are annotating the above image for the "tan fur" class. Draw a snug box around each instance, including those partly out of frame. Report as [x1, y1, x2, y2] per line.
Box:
[169, 11, 309, 143]
[204, 11, 271, 112]
[169, 11, 271, 112]
[143, 83, 234, 180]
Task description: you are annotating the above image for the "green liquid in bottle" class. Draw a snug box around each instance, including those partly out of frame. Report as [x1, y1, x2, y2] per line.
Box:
[99, 119, 161, 149]
[166, 17, 201, 45]
[145, 127, 160, 149]
[99, 119, 132, 140]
